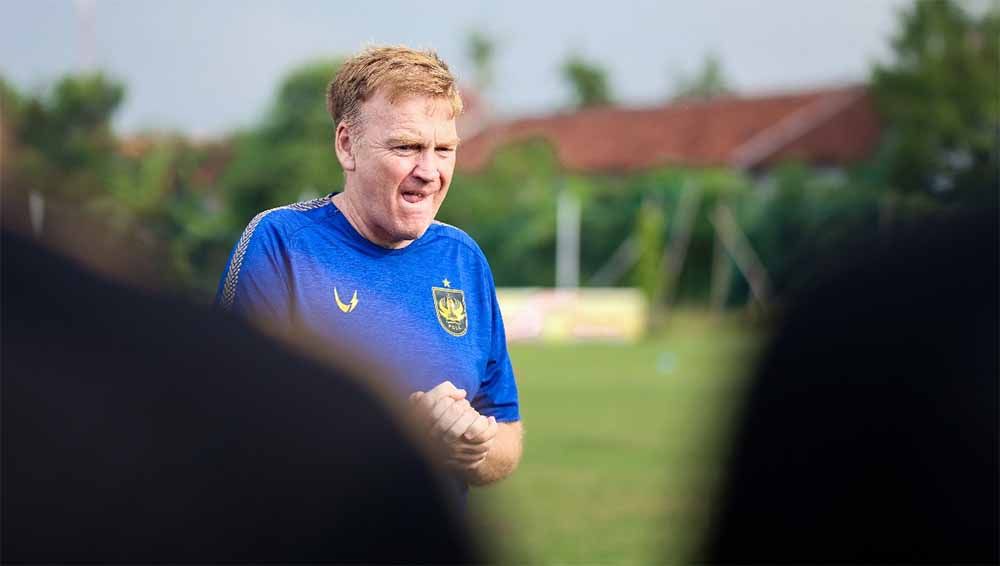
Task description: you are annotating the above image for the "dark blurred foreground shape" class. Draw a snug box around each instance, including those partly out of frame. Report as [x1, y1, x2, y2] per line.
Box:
[703, 206, 999, 563]
[1, 224, 480, 563]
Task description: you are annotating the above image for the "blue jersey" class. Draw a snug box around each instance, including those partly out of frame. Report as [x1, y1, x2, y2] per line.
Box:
[216, 196, 519, 423]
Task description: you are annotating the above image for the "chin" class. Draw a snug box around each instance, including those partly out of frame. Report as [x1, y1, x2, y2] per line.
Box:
[390, 222, 431, 243]
[396, 213, 434, 235]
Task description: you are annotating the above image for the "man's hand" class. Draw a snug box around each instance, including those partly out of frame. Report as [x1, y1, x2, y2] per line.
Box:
[409, 381, 500, 476]
[442, 414, 498, 473]
[408, 380, 467, 432]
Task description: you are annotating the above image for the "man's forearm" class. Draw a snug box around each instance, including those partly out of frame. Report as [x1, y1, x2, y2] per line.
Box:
[466, 421, 523, 486]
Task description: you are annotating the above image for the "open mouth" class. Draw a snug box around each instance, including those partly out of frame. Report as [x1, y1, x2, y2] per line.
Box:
[401, 190, 431, 204]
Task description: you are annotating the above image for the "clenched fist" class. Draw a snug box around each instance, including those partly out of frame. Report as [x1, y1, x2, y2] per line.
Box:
[409, 381, 499, 474]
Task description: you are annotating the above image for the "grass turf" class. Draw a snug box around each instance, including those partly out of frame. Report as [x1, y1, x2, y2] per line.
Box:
[468, 309, 762, 564]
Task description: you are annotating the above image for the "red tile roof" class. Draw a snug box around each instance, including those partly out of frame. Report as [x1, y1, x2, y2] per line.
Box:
[457, 85, 882, 173]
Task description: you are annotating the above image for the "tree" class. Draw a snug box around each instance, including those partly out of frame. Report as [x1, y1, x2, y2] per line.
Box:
[871, 0, 999, 203]
[9, 73, 125, 202]
[671, 53, 732, 100]
[465, 30, 496, 91]
[561, 53, 613, 108]
[265, 59, 342, 142]
[221, 59, 344, 225]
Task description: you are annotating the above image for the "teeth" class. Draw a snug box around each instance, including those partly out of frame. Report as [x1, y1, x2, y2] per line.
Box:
[402, 191, 425, 204]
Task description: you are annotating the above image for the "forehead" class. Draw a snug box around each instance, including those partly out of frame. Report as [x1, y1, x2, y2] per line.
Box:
[360, 92, 457, 137]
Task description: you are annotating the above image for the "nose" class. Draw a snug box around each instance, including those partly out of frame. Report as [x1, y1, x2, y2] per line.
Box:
[412, 149, 438, 183]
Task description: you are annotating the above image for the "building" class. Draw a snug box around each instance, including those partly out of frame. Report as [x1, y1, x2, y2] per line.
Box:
[457, 85, 881, 174]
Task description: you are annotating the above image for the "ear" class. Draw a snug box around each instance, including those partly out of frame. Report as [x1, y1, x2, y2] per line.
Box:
[334, 122, 357, 171]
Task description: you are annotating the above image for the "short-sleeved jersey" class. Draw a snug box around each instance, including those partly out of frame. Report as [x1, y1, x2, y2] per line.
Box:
[216, 196, 519, 423]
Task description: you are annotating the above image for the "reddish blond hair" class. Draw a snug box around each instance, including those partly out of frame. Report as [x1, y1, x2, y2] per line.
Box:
[326, 45, 463, 128]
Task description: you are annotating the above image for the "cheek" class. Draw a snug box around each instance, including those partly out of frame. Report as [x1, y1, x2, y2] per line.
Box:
[368, 156, 411, 186]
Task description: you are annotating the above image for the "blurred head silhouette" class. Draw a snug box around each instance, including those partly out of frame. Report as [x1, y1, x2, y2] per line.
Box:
[1, 192, 481, 563]
[702, 206, 998, 563]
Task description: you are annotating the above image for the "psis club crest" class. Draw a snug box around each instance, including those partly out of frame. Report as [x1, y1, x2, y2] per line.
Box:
[433, 279, 467, 337]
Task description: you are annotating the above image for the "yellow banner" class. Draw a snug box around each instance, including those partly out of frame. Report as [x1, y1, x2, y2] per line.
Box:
[496, 288, 647, 343]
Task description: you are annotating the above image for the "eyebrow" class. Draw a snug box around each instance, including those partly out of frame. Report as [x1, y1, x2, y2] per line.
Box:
[386, 135, 460, 147]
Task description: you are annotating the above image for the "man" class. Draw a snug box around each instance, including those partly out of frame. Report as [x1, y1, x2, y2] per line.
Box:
[217, 46, 522, 492]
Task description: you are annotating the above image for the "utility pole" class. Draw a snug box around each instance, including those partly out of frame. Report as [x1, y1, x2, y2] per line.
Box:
[555, 179, 581, 288]
[73, 0, 97, 71]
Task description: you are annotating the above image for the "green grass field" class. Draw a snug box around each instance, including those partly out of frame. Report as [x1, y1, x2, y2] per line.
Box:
[469, 310, 763, 564]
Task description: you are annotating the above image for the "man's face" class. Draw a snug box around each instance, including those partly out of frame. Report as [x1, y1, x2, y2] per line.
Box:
[342, 91, 458, 248]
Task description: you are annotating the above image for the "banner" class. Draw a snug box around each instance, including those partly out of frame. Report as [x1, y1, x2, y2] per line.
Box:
[496, 288, 647, 343]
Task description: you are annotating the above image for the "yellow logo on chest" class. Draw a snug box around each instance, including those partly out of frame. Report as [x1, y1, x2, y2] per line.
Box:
[334, 287, 358, 313]
[433, 279, 467, 336]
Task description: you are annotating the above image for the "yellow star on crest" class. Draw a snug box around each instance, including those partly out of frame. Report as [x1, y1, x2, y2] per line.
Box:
[442, 278, 451, 288]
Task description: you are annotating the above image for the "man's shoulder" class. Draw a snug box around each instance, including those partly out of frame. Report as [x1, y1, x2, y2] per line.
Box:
[239, 197, 332, 243]
[429, 220, 486, 259]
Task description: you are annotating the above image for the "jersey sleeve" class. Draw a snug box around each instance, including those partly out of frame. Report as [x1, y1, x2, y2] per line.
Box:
[215, 214, 295, 332]
[471, 265, 520, 423]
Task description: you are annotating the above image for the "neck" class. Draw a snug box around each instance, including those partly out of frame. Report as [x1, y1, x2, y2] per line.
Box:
[331, 191, 413, 250]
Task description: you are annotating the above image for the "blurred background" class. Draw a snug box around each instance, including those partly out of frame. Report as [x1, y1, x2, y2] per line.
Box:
[2, 0, 997, 562]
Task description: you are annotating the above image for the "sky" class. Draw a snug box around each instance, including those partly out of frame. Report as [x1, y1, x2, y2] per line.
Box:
[1, 0, 913, 137]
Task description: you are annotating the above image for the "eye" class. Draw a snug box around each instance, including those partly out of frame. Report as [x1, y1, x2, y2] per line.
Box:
[394, 144, 421, 153]
[436, 146, 456, 155]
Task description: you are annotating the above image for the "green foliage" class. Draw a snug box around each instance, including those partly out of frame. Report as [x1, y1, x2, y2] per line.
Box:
[576, 174, 644, 282]
[561, 53, 613, 108]
[162, 190, 232, 293]
[105, 139, 233, 291]
[634, 198, 666, 304]
[108, 143, 175, 214]
[443, 147, 890, 307]
[671, 53, 733, 100]
[221, 59, 344, 230]
[871, 0, 999, 203]
[0, 75, 21, 106]
[440, 140, 561, 286]
[7, 72, 125, 202]
[739, 163, 883, 298]
[265, 59, 342, 142]
[2, 73, 236, 294]
[671, 171, 747, 304]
